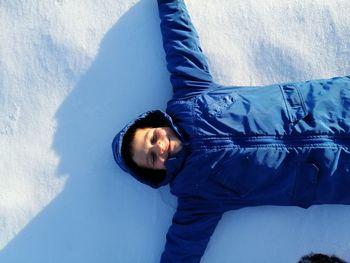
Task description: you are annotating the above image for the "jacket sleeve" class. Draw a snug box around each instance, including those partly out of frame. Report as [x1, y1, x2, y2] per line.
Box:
[157, 0, 217, 98]
[160, 198, 222, 263]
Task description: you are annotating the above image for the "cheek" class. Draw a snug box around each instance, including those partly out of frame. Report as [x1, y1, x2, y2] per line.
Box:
[132, 153, 143, 168]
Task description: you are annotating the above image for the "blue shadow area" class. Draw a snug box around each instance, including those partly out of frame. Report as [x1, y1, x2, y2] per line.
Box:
[0, 1, 174, 262]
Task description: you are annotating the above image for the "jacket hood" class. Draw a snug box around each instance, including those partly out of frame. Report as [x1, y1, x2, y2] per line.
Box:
[112, 110, 185, 188]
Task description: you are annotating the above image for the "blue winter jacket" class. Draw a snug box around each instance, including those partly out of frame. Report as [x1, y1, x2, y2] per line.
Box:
[112, 0, 350, 262]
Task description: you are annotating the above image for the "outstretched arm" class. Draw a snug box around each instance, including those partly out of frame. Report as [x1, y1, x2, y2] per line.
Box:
[157, 0, 217, 98]
[160, 198, 222, 263]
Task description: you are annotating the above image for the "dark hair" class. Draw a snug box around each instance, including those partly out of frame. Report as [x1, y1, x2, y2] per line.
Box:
[298, 253, 348, 263]
[121, 111, 170, 187]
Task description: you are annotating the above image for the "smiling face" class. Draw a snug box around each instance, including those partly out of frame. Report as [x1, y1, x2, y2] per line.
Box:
[131, 127, 182, 170]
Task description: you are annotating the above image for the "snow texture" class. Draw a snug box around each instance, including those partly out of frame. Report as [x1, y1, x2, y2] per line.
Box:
[0, 0, 350, 262]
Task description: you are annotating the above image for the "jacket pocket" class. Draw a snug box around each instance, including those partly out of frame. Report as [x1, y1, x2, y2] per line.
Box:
[292, 162, 319, 208]
[280, 84, 308, 123]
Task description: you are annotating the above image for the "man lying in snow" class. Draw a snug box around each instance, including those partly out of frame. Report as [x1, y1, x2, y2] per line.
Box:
[112, 0, 350, 262]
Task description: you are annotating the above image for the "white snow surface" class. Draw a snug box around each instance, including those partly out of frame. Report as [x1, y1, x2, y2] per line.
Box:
[1, 0, 350, 262]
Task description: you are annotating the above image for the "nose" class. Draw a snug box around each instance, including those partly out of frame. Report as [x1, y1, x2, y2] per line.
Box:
[155, 140, 165, 155]
[152, 139, 167, 160]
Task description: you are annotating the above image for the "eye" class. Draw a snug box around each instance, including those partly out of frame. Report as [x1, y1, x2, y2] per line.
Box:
[151, 152, 156, 165]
